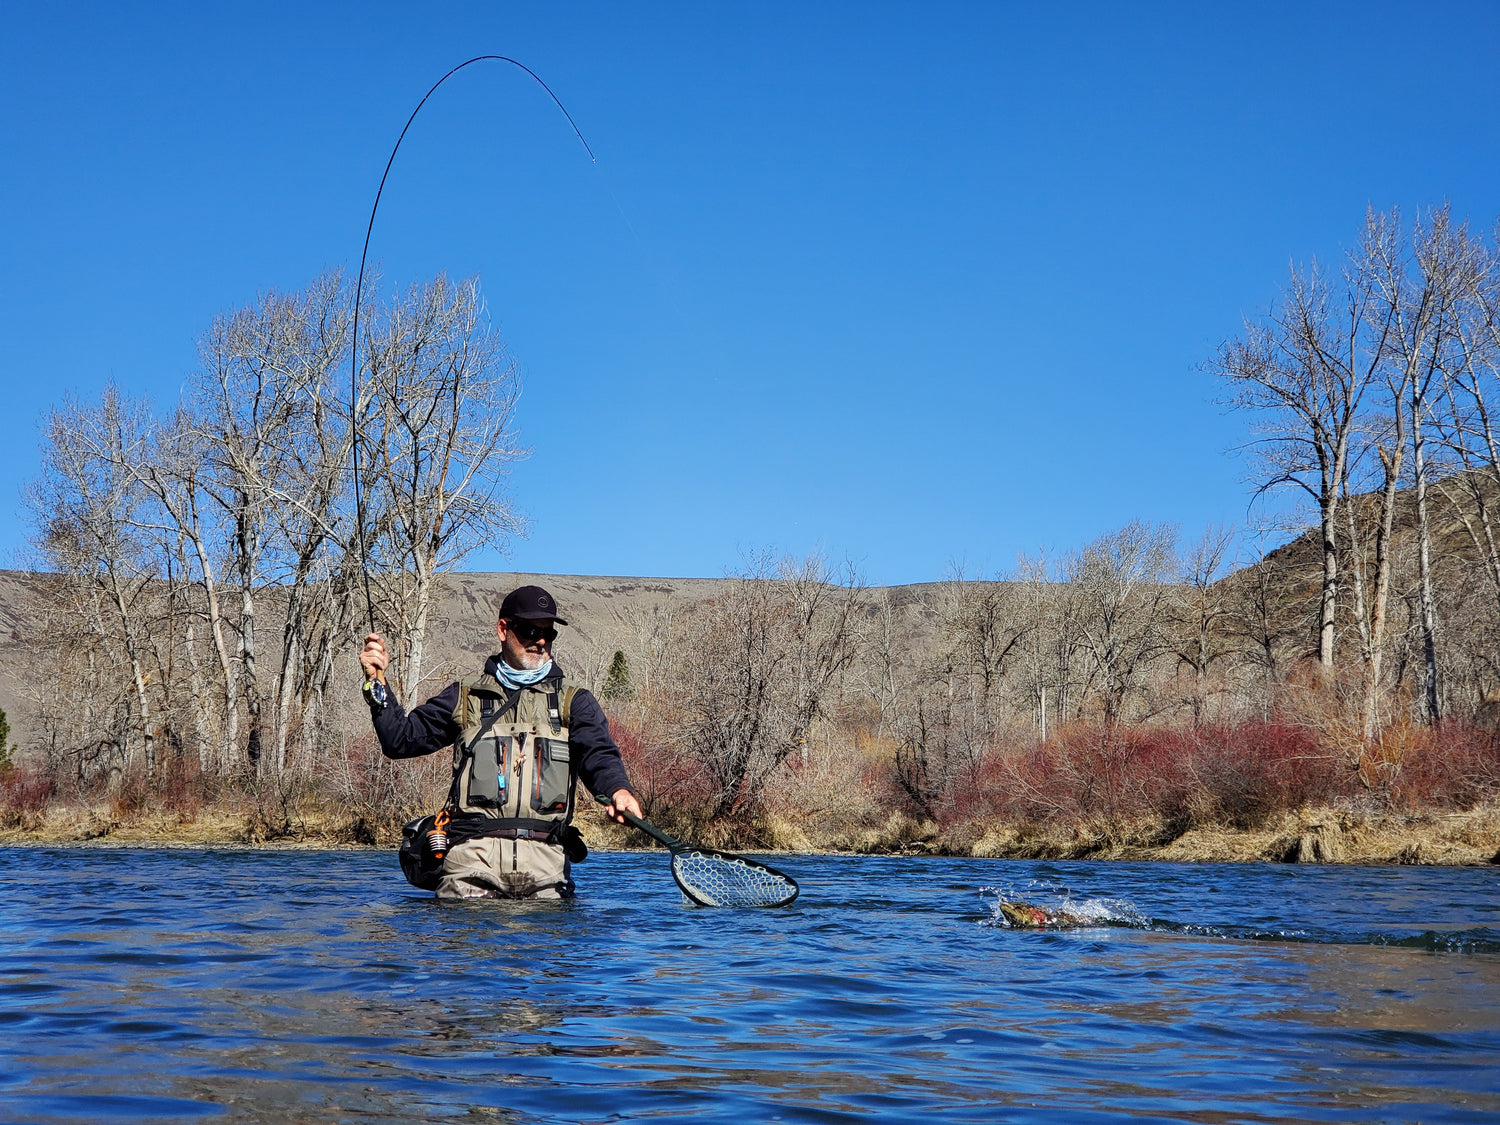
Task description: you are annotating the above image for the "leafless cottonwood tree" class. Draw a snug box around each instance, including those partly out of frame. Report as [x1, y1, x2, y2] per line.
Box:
[361, 275, 524, 702]
[1213, 206, 1500, 733]
[938, 567, 1028, 733]
[659, 555, 862, 819]
[1013, 550, 1091, 730]
[1224, 533, 1303, 720]
[1434, 219, 1500, 613]
[1173, 524, 1236, 725]
[885, 571, 1004, 817]
[26, 270, 523, 788]
[616, 600, 680, 701]
[1067, 521, 1179, 725]
[1365, 206, 1478, 723]
[1210, 254, 1392, 673]
[28, 389, 161, 781]
[190, 274, 356, 774]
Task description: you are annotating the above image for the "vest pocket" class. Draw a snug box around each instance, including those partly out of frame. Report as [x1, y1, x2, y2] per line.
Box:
[532, 737, 571, 813]
[469, 734, 511, 808]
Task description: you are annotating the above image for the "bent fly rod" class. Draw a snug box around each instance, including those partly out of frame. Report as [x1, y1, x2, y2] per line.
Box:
[348, 56, 597, 644]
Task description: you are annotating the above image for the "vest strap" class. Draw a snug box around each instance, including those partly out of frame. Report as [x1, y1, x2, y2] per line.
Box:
[446, 681, 526, 810]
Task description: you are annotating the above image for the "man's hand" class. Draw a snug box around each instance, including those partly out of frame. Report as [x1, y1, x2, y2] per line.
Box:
[359, 633, 390, 682]
[605, 788, 642, 825]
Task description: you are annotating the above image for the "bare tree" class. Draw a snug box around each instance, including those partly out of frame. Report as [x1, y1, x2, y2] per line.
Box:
[1210, 254, 1392, 672]
[22, 269, 518, 794]
[1367, 206, 1479, 722]
[936, 566, 1027, 742]
[28, 389, 160, 779]
[1434, 217, 1500, 614]
[1011, 549, 1095, 730]
[615, 600, 681, 705]
[192, 313, 292, 774]
[1012, 553, 1058, 737]
[1173, 524, 1236, 725]
[660, 555, 862, 818]
[1067, 521, 1178, 725]
[1223, 531, 1303, 720]
[362, 275, 524, 702]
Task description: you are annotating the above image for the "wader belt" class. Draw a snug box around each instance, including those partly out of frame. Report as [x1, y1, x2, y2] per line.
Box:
[447, 814, 566, 847]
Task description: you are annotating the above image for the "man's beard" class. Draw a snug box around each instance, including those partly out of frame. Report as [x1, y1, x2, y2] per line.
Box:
[509, 646, 548, 670]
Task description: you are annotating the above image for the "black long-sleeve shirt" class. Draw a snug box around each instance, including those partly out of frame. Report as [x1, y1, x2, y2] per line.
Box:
[370, 655, 632, 799]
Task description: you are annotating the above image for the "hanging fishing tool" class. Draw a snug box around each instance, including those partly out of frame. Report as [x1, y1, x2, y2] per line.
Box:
[424, 809, 451, 862]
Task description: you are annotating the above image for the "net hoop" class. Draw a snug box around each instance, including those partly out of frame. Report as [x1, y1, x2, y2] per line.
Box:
[669, 847, 800, 909]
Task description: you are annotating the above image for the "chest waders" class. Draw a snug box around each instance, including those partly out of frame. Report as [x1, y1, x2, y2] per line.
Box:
[399, 674, 585, 892]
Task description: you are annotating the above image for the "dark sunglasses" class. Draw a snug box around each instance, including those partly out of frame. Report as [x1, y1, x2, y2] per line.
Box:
[506, 619, 557, 645]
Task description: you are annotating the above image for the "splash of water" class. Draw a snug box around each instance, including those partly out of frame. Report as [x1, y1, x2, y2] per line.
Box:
[979, 880, 1148, 929]
[977, 882, 1500, 953]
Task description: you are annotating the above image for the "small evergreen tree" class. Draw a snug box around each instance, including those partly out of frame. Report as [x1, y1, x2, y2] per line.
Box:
[602, 650, 633, 701]
[0, 707, 10, 772]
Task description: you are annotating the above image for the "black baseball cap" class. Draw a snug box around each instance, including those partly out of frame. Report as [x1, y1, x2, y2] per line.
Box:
[499, 585, 568, 625]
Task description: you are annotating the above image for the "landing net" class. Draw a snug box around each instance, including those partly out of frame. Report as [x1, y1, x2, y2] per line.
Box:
[671, 849, 799, 908]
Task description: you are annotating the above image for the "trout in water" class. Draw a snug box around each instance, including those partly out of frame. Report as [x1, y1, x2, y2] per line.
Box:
[999, 900, 1087, 929]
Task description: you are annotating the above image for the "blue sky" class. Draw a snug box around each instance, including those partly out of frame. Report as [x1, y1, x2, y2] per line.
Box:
[3, 3, 1498, 585]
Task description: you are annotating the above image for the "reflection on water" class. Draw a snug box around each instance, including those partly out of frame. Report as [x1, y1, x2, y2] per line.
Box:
[1, 849, 1498, 1123]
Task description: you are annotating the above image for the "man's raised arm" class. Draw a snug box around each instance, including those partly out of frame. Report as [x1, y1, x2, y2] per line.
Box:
[359, 633, 462, 760]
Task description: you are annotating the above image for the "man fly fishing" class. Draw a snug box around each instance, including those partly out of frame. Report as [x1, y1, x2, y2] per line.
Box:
[359, 584, 643, 899]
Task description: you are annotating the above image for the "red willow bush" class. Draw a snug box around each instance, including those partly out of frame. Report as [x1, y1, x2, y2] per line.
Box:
[992, 722, 1360, 831]
[1376, 722, 1500, 810]
[610, 715, 713, 819]
[921, 720, 1500, 836]
[0, 766, 58, 829]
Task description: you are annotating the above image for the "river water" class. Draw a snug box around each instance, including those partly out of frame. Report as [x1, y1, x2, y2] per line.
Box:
[1, 848, 1497, 1123]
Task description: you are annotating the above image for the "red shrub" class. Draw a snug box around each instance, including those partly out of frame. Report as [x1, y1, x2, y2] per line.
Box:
[939, 719, 1372, 833]
[1384, 722, 1500, 810]
[609, 714, 713, 816]
[0, 766, 58, 826]
[154, 754, 211, 815]
[947, 749, 1015, 824]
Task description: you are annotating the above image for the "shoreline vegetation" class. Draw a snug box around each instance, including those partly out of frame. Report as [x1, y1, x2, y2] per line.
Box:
[8, 210, 1500, 870]
[5, 714, 1499, 867]
[3, 798, 1497, 867]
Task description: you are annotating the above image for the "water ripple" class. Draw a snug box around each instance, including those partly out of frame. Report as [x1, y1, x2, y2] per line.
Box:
[1, 849, 1498, 1122]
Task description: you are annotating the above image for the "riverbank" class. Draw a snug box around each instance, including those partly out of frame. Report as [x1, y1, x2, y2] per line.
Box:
[3, 797, 1498, 865]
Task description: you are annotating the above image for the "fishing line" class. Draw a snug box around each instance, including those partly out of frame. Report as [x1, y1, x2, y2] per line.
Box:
[349, 56, 596, 638]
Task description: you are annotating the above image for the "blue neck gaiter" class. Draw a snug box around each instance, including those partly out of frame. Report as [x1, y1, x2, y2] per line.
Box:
[496, 658, 553, 690]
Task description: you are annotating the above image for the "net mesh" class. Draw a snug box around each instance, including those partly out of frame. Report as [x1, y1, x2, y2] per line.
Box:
[671, 849, 798, 908]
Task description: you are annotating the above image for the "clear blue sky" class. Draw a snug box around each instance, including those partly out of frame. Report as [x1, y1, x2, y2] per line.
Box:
[3, 3, 1498, 584]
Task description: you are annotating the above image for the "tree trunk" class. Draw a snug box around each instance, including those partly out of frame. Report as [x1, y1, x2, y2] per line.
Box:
[1362, 442, 1403, 740]
[108, 571, 155, 777]
[1410, 406, 1442, 722]
[236, 506, 264, 775]
[1317, 461, 1341, 670]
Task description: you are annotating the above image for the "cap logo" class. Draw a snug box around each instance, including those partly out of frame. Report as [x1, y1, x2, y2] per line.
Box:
[538, 595, 551, 608]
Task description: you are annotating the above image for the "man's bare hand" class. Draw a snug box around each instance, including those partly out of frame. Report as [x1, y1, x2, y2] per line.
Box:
[605, 788, 642, 825]
[359, 633, 390, 682]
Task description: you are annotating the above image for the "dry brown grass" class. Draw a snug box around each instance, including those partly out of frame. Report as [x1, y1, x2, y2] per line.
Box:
[6, 798, 1499, 865]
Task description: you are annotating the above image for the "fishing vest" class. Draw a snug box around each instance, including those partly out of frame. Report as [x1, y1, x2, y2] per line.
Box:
[447, 672, 580, 843]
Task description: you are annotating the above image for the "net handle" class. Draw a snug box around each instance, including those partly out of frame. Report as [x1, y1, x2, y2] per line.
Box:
[593, 793, 680, 850]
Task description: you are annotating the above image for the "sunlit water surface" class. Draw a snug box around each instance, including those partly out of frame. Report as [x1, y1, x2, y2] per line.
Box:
[1, 848, 1498, 1123]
